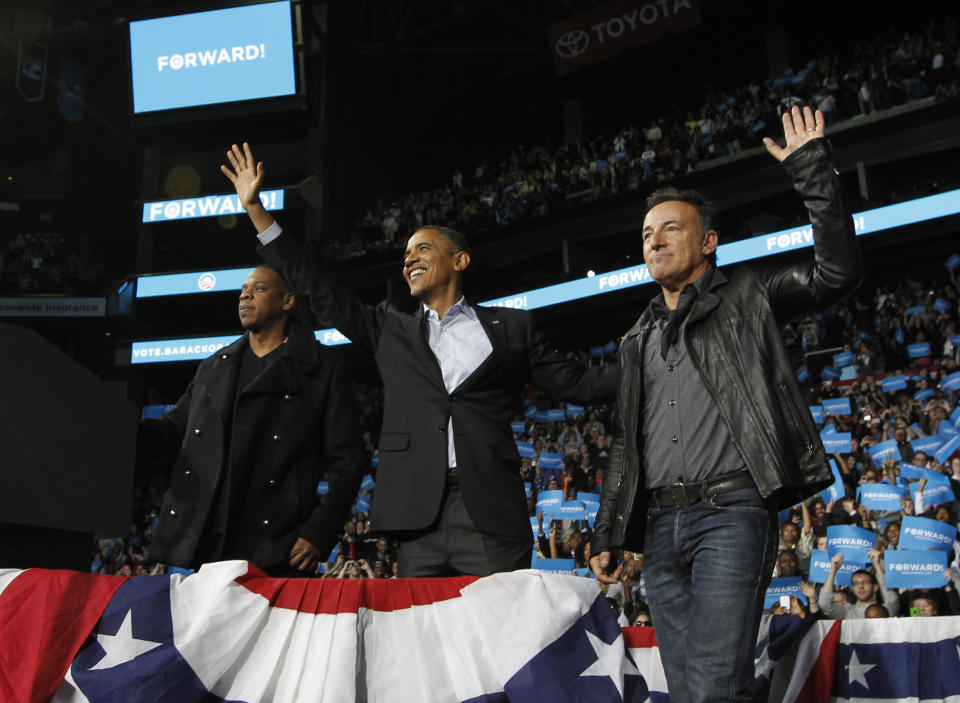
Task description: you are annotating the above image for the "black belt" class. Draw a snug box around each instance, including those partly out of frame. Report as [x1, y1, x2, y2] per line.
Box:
[652, 471, 755, 508]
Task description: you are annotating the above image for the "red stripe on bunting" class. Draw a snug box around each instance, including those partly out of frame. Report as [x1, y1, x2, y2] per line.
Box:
[621, 626, 659, 648]
[0, 569, 127, 703]
[235, 567, 479, 613]
[794, 619, 841, 703]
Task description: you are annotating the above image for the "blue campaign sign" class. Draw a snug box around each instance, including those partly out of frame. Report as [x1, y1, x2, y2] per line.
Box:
[827, 524, 876, 560]
[316, 481, 329, 495]
[360, 474, 375, 492]
[820, 365, 840, 381]
[857, 483, 908, 511]
[808, 549, 864, 586]
[934, 298, 952, 313]
[577, 491, 601, 506]
[539, 452, 563, 469]
[940, 371, 960, 392]
[524, 405, 538, 419]
[511, 421, 527, 434]
[551, 501, 588, 522]
[942, 421, 958, 436]
[142, 189, 284, 223]
[516, 441, 536, 459]
[952, 407, 960, 426]
[867, 439, 902, 464]
[934, 434, 960, 465]
[530, 517, 540, 542]
[946, 253, 960, 270]
[910, 476, 956, 507]
[820, 459, 845, 503]
[129, 1, 296, 113]
[821, 424, 838, 436]
[914, 389, 936, 402]
[140, 403, 175, 420]
[535, 411, 550, 423]
[820, 432, 852, 454]
[573, 567, 592, 577]
[899, 463, 935, 481]
[371, 452, 378, 467]
[911, 435, 945, 457]
[832, 351, 855, 368]
[822, 398, 852, 416]
[547, 408, 566, 422]
[908, 342, 932, 359]
[884, 550, 949, 589]
[530, 554, 576, 574]
[797, 367, 809, 382]
[535, 490, 563, 515]
[809, 405, 823, 424]
[524, 482, 532, 498]
[880, 375, 907, 393]
[566, 404, 585, 418]
[899, 516, 957, 552]
[354, 495, 371, 513]
[763, 577, 808, 609]
[905, 305, 925, 317]
[951, 335, 960, 351]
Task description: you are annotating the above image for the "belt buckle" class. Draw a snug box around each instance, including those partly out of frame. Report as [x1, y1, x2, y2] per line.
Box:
[669, 482, 690, 508]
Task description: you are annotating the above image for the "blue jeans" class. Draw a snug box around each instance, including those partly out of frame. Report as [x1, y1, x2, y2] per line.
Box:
[643, 487, 778, 703]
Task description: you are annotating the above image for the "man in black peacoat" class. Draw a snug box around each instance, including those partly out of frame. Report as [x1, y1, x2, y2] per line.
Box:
[142, 266, 366, 575]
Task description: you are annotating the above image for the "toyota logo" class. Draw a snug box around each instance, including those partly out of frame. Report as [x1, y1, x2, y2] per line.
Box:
[555, 30, 590, 58]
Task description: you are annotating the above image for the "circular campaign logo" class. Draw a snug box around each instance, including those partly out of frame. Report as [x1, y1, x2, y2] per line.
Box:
[197, 273, 217, 291]
[555, 30, 590, 58]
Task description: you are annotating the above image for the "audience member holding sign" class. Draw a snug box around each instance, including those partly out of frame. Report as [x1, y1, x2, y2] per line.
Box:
[590, 106, 862, 703]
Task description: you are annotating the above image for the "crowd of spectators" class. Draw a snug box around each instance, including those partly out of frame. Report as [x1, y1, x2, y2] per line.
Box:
[335, 16, 960, 260]
[0, 230, 106, 295]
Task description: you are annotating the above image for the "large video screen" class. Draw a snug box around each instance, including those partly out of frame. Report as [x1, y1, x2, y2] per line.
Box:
[129, 1, 296, 114]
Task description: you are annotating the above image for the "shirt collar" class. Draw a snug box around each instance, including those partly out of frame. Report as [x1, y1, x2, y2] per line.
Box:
[423, 296, 473, 322]
[648, 267, 715, 321]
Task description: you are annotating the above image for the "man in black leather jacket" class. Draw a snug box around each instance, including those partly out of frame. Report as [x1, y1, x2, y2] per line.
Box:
[591, 106, 862, 703]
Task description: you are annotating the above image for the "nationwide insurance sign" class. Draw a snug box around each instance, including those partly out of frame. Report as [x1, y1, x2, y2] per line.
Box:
[128, 187, 960, 363]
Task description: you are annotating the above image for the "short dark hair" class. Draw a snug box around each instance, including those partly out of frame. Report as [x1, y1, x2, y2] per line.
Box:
[256, 263, 293, 296]
[414, 225, 471, 257]
[645, 187, 717, 267]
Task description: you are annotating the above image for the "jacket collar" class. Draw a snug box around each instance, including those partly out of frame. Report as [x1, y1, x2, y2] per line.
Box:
[624, 267, 727, 340]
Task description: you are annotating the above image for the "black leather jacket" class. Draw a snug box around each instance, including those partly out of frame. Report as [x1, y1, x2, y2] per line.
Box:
[592, 139, 862, 554]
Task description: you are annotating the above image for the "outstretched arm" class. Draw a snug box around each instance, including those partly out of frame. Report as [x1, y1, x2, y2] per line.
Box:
[221, 142, 276, 234]
[221, 142, 385, 352]
[759, 106, 862, 318]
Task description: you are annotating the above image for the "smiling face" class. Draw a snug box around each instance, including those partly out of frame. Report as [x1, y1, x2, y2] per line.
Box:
[238, 266, 294, 332]
[402, 228, 469, 303]
[641, 200, 717, 292]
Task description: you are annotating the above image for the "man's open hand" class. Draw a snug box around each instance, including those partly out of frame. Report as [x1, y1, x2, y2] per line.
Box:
[221, 142, 264, 211]
[763, 106, 825, 162]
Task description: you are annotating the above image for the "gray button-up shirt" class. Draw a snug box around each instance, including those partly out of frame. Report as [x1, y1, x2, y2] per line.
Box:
[641, 273, 745, 489]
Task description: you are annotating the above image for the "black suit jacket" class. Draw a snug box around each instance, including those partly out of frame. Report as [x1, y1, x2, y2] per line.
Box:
[260, 235, 617, 541]
[141, 319, 365, 571]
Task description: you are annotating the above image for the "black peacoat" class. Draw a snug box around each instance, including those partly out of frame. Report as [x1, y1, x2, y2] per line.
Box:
[142, 319, 366, 571]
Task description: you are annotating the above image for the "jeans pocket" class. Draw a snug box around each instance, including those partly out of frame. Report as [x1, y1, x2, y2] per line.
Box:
[709, 487, 769, 513]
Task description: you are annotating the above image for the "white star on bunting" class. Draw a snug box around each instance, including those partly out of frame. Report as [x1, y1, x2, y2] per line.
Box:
[90, 609, 162, 670]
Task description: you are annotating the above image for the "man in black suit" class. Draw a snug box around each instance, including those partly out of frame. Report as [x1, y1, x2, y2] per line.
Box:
[222, 143, 616, 576]
[141, 264, 366, 576]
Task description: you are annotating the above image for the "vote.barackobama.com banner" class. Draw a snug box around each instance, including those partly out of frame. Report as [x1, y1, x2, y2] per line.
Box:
[129, 1, 295, 113]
